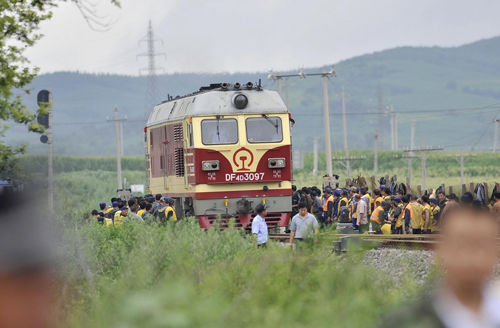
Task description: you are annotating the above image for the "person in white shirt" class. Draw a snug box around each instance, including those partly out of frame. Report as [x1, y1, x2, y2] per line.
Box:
[384, 206, 500, 328]
[289, 202, 319, 248]
[251, 204, 268, 248]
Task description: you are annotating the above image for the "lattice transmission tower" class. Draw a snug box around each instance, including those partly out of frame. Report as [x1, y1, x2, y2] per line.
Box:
[138, 20, 165, 119]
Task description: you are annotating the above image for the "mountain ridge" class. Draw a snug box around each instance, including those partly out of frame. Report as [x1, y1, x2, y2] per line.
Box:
[5, 35, 500, 155]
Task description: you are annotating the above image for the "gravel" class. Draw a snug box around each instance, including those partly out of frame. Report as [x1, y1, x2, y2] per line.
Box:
[363, 248, 500, 287]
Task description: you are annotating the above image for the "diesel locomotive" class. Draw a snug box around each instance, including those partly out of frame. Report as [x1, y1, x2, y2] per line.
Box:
[145, 82, 293, 229]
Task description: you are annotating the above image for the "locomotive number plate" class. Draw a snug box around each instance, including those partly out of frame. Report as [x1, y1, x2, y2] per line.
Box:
[225, 172, 265, 182]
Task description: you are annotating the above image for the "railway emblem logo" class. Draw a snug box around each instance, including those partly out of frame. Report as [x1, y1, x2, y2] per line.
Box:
[233, 147, 254, 171]
[208, 172, 216, 181]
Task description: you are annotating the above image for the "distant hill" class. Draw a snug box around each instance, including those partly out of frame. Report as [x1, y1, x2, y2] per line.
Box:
[5, 36, 500, 155]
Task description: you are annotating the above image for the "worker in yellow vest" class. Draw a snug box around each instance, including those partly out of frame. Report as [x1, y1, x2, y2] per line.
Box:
[106, 201, 119, 214]
[367, 191, 374, 215]
[421, 195, 432, 233]
[165, 198, 178, 222]
[393, 197, 405, 234]
[349, 187, 358, 228]
[370, 201, 391, 234]
[408, 195, 424, 234]
[337, 190, 349, 223]
[137, 201, 146, 217]
[113, 206, 129, 226]
[322, 188, 334, 226]
[429, 198, 441, 233]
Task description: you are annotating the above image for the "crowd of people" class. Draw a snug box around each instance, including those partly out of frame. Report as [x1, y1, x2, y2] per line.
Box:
[90, 194, 177, 226]
[89, 184, 500, 249]
[290, 184, 500, 235]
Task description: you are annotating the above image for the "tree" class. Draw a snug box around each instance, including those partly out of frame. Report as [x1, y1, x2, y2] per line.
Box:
[0, 0, 119, 178]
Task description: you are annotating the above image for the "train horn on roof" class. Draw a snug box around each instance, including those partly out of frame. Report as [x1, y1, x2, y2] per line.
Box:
[234, 82, 241, 89]
[221, 83, 229, 90]
[246, 82, 253, 89]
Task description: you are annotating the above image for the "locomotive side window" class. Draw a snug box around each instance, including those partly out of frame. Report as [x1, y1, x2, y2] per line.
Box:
[246, 116, 283, 143]
[201, 119, 238, 145]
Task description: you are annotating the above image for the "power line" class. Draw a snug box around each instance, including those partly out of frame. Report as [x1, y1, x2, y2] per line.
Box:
[290, 106, 500, 117]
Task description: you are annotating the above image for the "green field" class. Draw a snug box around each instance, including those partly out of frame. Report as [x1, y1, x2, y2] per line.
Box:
[20, 151, 499, 213]
[17, 152, 496, 327]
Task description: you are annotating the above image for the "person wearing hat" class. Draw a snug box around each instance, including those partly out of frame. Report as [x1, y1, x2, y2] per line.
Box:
[113, 206, 129, 226]
[429, 198, 441, 233]
[105, 200, 118, 214]
[104, 201, 120, 223]
[252, 204, 268, 248]
[99, 202, 107, 212]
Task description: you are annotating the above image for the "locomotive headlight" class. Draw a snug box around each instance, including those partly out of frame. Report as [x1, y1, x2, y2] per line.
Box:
[268, 158, 286, 168]
[202, 160, 220, 171]
[233, 94, 248, 109]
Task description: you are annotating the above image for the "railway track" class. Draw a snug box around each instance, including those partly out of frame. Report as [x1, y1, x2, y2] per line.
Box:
[269, 233, 500, 251]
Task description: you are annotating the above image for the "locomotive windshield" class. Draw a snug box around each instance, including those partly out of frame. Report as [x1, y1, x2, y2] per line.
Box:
[246, 116, 283, 143]
[201, 118, 238, 145]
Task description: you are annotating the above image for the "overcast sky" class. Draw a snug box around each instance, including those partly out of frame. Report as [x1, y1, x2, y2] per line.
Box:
[26, 0, 500, 75]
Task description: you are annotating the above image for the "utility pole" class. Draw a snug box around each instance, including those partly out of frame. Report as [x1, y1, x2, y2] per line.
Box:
[341, 87, 351, 178]
[449, 151, 474, 186]
[402, 145, 443, 191]
[389, 105, 395, 150]
[374, 133, 379, 173]
[408, 120, 416, 185]
[120, 120, 125, 156]
[313, 137, 318, 176]
[421, 138, 427, 191]
[268, 68, 336, 176]
[377, 86, 384, 149]
[494, 119, 500, 152]
[394, 113, 399, 151]
[333, 156, 366, 178]
[108, 108, 127, 192]
[322, 73, 333, 177]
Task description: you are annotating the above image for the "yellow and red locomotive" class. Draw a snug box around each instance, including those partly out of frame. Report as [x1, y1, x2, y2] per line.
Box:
[145, 82, 292, 228]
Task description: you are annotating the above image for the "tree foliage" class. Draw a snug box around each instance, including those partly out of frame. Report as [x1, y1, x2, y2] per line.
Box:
[0, 0, 119, 177]
[0, 0, 55, 132]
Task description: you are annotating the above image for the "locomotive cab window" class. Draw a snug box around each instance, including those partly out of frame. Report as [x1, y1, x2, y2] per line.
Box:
[246, 116, 283, 143]
[201, 118, 238, 145]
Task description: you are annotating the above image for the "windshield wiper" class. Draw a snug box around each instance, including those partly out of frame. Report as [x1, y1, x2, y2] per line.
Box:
[216, 115, 221, 141]
[262, 114, 279, 133]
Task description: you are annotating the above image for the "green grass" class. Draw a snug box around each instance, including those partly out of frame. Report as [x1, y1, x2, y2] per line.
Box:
[25, 154, 446, 327]
[63, 221, 420, 328]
